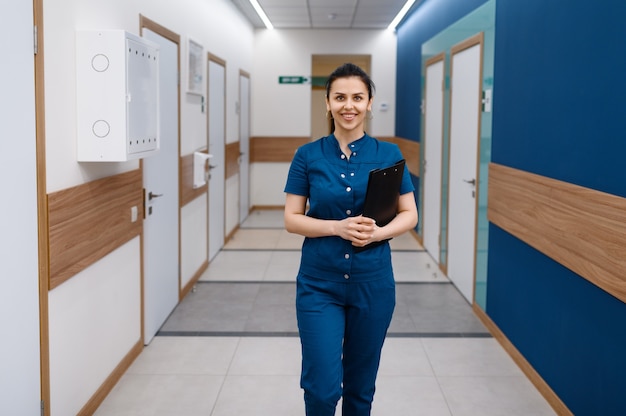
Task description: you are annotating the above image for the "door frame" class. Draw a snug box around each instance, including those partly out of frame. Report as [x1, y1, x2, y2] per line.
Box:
[445, 32, 484, 304]
[238, 70, 251, 223]
[139, 15, 182, 343]
[207, 54, 227, 261]
[421, 52, 446, 265]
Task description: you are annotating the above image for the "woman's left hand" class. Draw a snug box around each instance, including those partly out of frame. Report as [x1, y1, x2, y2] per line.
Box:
[347, 215, 379, 247]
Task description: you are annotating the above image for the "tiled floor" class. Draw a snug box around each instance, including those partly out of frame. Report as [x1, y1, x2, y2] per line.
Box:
[95, 210, 556, 415]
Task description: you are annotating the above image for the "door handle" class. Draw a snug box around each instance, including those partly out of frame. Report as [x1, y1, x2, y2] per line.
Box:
[208, 164, 217, 170]
[463, 178, 476, 186]
[148, 192, 163, 200]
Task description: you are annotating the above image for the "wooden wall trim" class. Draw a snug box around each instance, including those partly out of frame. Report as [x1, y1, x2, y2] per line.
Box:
[180, 153, 207, 206]
[488, 163, 626, 303]
[473, 305, 573, 416]
[250, 136, 310, 162]
[250, 136, 420, 175]
[379, 136, 420, 177]
[48, 170, 144, 289]
[77, 339, 143, 415]
[226, 141, 240, 179]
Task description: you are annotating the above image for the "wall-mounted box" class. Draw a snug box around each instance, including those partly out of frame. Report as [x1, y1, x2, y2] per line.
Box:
[193, 151, 213, 188]
[76, 30, 160, 161]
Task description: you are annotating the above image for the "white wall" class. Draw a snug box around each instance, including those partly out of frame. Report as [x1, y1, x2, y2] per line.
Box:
[252, 29, 397, 137]
[250, 29, 398, 207]
[0, 2, 42, 415]
[38, 2, 397, 411]
[45, 0, 254, 192]
[42, 0, 254, 413]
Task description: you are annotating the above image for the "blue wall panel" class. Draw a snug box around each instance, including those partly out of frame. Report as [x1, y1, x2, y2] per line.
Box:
[396, 0, 487, 141]
[397, 0, 626, 414]
[488, 1, 626, 414]
[492, 0, 626, 197]
[488, 225, 626, 415]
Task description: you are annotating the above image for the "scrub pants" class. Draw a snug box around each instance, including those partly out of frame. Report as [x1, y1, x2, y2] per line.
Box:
[296, 272, 396, 416]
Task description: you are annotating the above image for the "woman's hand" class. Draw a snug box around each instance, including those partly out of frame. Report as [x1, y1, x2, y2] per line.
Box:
[337, 215, 378, 247]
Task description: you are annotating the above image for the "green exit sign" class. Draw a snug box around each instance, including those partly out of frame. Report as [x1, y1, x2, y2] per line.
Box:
[279, 76, 311, 84]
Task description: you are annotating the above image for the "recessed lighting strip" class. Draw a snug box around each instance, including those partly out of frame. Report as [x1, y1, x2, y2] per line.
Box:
[249, 0, 274, 29]
[388, 0, 416, 30]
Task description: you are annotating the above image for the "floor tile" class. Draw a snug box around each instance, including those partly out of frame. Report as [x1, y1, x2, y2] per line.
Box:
[228, 337, 301, 375]
[389, 231, 424, 251]
[241, 209, 285, 229]
[264, 251, 300, 281]
[223, 229, 282, 250]
[199, 251, 272, 281]
[438, 375, 556, 416]
[210, 375, 303, 416]
[373, 376, 452, 415]
[378, 338, 434, 376]
[96, 210, 555, 415]
[423, 338, 523, 377]
[159, 282, 487, 337]
[94, 374, 224, 416]
[393, 251, 448, 282]
[275, 230, 305, 250]
[127, 337, 239, 375]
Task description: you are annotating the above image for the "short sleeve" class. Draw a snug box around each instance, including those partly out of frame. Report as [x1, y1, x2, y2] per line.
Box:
[284, 147, 309, 197]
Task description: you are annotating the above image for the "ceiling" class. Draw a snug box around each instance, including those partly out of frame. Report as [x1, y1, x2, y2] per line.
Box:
[229, 0, 417, 30]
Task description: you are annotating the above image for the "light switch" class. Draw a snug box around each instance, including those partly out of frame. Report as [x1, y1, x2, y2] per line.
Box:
[130, 206, 138, 222]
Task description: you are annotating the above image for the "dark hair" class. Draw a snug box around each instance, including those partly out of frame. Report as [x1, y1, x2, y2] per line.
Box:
[325, 63, 375, 99]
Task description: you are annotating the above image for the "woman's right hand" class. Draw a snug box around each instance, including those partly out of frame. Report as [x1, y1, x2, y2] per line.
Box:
[337, 215, 377, 247]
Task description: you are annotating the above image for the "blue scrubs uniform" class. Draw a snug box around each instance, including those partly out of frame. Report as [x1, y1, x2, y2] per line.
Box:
[284, 134, 414, 415]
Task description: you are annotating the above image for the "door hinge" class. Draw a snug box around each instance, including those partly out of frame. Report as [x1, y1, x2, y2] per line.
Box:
[41, 400, 45, 416]
[34, 25, 38, 55]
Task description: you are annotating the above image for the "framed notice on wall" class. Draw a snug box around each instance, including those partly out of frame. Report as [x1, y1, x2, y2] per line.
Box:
[187, 37, 203, 95]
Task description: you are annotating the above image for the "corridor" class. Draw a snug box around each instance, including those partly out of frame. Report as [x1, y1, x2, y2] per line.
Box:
[95, 210, 555, 415]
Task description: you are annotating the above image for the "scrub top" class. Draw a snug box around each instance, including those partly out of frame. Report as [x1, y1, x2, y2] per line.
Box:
[284, 133, 415, 283]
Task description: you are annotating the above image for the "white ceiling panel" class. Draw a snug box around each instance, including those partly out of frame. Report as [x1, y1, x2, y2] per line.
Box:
[229, 0, 418, 29]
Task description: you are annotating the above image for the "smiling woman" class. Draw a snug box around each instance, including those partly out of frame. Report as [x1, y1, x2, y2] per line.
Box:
[284, 63, 418, 415]
[325, 74, 373, 140]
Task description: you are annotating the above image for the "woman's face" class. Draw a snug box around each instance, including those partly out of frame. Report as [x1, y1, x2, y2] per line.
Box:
[326, 76, 373, 136]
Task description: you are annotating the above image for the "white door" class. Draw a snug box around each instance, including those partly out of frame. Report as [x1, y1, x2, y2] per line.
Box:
[142, 28, 180, 343]
[447, 35, 483, 304]
[208, 59, 226, 261]
[422, 54, 445, 263]
[239, 72, 251, 223]
[0, 2, 41, 413]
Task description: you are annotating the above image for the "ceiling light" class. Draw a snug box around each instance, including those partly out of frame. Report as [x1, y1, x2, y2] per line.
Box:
[249, 0, 273, 29]
[387, 0, 416, 31]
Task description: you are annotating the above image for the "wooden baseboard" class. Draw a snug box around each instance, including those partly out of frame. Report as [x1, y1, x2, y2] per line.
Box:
[473, 305, 573, 416]
[77, 339, 144, 416]
[225, 224, 239, 244]
[180, 260, 209, 300]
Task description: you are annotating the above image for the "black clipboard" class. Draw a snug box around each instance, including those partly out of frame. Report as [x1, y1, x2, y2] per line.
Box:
[355, 159, 405, 251]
